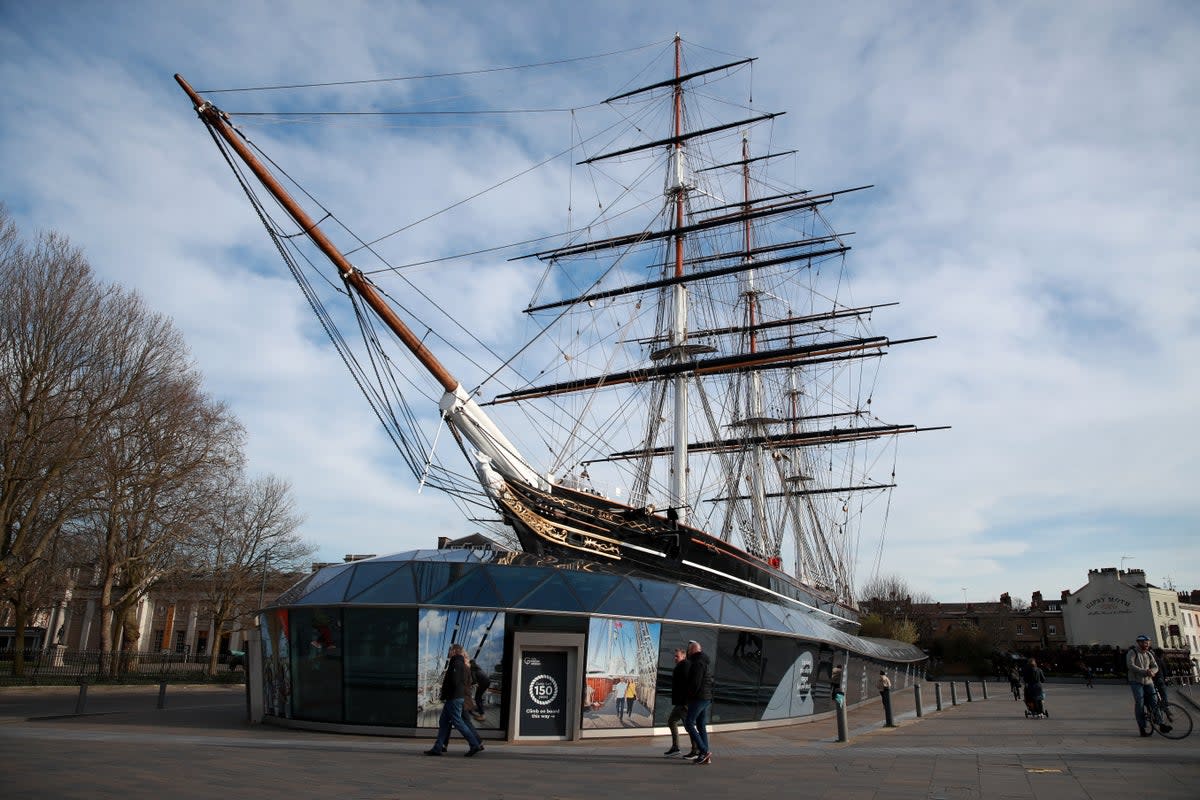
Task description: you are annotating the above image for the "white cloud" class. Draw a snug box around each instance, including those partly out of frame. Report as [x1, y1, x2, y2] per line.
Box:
[2, 0, 1195, 603]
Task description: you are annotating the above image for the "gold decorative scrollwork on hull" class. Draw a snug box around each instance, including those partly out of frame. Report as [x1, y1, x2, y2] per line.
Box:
[581, 537, 620, 556]
[499, 485, 622, 560]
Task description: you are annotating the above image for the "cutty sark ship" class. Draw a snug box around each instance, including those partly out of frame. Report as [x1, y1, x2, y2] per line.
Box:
[177, 36, 942, 628]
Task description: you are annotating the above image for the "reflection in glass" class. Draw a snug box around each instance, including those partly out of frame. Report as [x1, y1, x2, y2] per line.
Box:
[262, 608, 291, 718]
[713, 629, 761, 723]
[343, 608, 418, 726]
[289, 607, 343, 722]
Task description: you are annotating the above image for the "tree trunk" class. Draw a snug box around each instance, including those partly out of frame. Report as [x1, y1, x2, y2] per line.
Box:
[98, 577, 116, 677]
[10, 601, 28, 678]
[206, 617, 222, 676]
[119, 603, 141, 676]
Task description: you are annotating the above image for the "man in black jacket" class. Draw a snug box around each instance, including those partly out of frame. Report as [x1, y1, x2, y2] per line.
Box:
[663, 647, 691, 756]
[425, 643, 485, 756]
[683, 640, 714, 765]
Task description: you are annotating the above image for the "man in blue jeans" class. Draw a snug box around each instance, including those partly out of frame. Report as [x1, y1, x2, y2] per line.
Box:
[683, 640, 714, 765]
[425, 643, 485, 756]
[1127, 634, 1168, 737]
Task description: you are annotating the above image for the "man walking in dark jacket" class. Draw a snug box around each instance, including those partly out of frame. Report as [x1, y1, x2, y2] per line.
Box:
[663, 647, 691, 756]
[425, 643, 485, 756]
[683, 640, 714, 765]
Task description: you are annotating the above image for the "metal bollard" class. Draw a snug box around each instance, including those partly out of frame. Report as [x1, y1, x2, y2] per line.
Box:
[950, 682, 958, 705]
[981, 680, 989, 700]
[157, 680, 168, 709]
[934, 682, 943, 711]
[914, 683, 923, 717]
[882, 690, 896, 727]
[836, 695, 849, 742]
[75, 679, 89, 715]
[965, 681, 974, 702]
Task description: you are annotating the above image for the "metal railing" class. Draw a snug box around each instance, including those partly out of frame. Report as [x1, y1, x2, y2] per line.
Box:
[0, 648, 244, 686]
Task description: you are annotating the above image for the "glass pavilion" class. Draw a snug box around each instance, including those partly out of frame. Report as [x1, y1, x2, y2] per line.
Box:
[256, 547, 925, 739]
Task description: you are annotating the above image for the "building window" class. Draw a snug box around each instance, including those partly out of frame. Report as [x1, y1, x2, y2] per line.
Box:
[1031, 621, 1039, 631]
[151, 630, 164, 651]
[173, 630, 187, 654]
[1156, 601, 1162, 614]
[1048, 624, 1057, 635]
[1016, 625, 1024, 635]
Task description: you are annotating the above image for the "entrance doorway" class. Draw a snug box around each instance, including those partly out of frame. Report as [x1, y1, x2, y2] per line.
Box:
[508, 632, 585, 742]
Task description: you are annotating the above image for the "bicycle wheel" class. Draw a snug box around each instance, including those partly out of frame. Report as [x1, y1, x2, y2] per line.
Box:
[1156, 702, 1193, 740]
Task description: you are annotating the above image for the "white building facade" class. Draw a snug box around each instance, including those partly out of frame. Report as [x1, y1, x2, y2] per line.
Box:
[1061, 567, 1184, 650]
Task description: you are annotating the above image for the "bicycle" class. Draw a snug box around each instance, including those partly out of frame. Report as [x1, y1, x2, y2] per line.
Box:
[1145, 698, 1193, 740]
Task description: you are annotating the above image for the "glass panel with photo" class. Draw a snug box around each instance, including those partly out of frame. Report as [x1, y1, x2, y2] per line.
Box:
[583, 617, 661, 729]
[756, 635, 819, 720]
[418, 608, 506, 729]
[261, 609, 292, 718]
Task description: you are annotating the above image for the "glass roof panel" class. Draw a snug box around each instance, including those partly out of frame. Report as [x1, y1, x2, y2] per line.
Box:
[663, 587, 719, 624]
[626, 577, 679, 617]
[754, 599, 793, 633]
[512, 571, 585, 613]
[294, 567, 355, 605]
[687, 587, 725, 622]
[279, 563, 352, 605]
[722, 594, 764, 628]
[560, 569, 620, 609]
[425, 566, 502, 608]
[352, 565, 417, 605]
[344, 562, 403, 601]
[485, 566, 554, 606]
[594, 578, 657, 618]
[413, 563, 453, 601]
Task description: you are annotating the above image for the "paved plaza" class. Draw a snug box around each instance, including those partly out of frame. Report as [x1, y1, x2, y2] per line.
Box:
[1, 680, 1196, 799]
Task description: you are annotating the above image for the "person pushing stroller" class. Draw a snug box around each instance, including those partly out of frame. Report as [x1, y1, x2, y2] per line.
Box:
[1021, 658, 1047, 718]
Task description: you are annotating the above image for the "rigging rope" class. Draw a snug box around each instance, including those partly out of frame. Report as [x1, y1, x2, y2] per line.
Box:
[197, 39, 670, 94]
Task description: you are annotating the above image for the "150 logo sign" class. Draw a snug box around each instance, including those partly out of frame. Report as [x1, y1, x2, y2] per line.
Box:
[528, 674, 559, 706]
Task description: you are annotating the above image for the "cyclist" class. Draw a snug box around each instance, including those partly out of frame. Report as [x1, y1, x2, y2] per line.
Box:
[1127, 634, 1167, 736]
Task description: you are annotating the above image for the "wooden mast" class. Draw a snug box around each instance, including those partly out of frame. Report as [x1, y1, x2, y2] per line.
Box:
[669, 33, 690, 524]
[173, 74, 458, 395]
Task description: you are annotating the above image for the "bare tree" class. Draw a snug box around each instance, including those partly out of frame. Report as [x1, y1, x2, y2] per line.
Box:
[858, 572, 935, 644]
[0, 208, 145, 673]
[190, 473, 311, 675]
[0, 512, 77, 671]
[77, 339, 245, 671]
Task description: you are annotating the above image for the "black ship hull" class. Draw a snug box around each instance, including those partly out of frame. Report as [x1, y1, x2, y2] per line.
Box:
[496, 479, 857, 628]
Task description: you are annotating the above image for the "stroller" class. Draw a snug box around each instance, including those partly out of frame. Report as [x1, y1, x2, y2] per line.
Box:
[1023, 684, 1048, 718]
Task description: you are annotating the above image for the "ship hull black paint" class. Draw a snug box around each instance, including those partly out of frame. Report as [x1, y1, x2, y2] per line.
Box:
[497, 480, 857, 629]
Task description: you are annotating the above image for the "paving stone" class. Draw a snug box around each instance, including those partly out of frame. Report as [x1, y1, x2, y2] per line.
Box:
[1, 681, 1197, 799]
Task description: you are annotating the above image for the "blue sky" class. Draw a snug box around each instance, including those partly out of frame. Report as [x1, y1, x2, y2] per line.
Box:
[2, 1, 1196, 604]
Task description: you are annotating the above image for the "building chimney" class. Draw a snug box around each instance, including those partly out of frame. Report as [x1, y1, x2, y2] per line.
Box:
[1031, 591, 1043, 609]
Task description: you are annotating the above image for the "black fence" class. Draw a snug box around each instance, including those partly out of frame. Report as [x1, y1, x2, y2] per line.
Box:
[0, 648, 245, 687]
